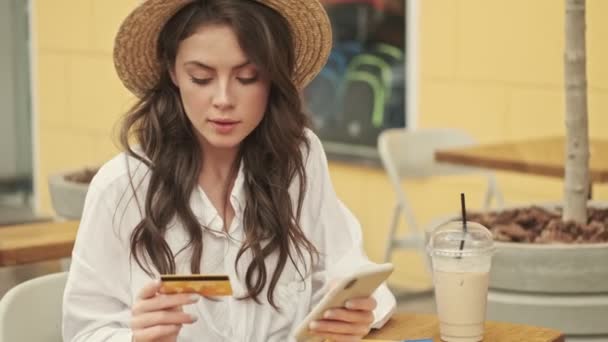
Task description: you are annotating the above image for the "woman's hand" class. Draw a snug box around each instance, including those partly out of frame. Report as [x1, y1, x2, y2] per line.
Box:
[131, 280, 199, 342]
[309, 296, 377, 342]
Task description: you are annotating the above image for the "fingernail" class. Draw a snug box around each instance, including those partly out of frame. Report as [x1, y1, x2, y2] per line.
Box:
[189, 314, 198, 322]
[309, 321, 319, 330]
[190, 294, 200, 302]
[345, 301, 354, 309]
[323, 310, 332, 319]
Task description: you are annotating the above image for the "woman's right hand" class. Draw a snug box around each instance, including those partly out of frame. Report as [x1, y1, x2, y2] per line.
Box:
[131, 280, 199, 342]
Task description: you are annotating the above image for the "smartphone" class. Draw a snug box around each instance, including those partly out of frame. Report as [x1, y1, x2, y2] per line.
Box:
[294, 263, 394, 342]
[159, 274, 233, 297]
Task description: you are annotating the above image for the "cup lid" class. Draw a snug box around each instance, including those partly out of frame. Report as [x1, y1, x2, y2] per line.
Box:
[427, 220, 495, 258]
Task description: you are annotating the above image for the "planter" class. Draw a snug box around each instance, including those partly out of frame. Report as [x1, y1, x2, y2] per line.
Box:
[427, 202, 608, 341]
[48, 168, 97, 220]
[488, 241, 608, 341]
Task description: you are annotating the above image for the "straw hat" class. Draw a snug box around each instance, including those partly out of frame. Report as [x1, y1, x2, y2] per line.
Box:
[114, 0, 332, 97]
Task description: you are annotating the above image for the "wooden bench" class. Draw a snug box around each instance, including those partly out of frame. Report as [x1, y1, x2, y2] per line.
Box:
[0, 221, 78, 267]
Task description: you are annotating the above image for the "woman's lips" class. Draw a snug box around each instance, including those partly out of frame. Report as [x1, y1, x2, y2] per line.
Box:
[208, 119, 240, 134]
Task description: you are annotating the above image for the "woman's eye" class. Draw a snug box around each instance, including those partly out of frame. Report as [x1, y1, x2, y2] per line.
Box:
[237, 76, 258, 85]
[190, 77, 212, 85]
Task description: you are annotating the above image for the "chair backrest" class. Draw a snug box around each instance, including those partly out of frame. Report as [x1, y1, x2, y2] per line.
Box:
[0, 272, 67, 342]
[378, 127, 488, 208]
[378, 127, 481, 180]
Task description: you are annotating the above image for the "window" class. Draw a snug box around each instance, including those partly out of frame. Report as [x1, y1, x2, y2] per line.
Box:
[304, 0, 411, 163]
[0, 0, 34, 223]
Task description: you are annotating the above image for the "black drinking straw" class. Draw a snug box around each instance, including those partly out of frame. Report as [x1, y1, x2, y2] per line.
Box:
[459, 193, 467, 253]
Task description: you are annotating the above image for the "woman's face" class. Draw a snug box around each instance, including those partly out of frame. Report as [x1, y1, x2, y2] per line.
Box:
[171, 24, 270, 155]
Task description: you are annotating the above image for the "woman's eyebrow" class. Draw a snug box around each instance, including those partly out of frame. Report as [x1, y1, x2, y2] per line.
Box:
[184, 60, 251, 70]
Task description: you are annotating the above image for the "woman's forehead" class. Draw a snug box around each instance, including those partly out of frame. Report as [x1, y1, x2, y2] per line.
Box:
[177, 24, 251, 68]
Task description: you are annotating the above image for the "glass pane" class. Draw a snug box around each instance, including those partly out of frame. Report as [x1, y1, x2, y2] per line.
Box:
[304, 0, 407, 162]
[0, 0, 35, 225]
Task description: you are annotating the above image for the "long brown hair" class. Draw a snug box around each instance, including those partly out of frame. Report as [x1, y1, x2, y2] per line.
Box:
[119, 0, 318, 308]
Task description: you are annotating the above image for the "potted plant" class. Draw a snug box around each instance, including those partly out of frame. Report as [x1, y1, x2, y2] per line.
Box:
[454, 1, 608, 339]
[48, 167, 98, 219]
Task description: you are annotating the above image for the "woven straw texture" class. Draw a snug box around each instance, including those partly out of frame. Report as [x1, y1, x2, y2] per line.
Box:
[113, 0, 332, 97]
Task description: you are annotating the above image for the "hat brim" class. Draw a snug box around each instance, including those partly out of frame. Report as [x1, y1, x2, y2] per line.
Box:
[113, 0, 332, 97]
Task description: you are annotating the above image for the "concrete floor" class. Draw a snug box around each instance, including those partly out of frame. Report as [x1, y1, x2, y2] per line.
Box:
[0, 203, 45, 226]
[395, 289, 436, 314]
[0, 261, 63, 298]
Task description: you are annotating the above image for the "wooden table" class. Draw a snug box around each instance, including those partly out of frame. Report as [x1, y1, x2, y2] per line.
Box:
[435, 137, 608, 196]
[0, 221, 78, 267]
[365, 313, 564, 341]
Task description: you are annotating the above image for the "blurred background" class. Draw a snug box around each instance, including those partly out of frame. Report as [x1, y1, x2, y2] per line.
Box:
[2, 0, 608, 314]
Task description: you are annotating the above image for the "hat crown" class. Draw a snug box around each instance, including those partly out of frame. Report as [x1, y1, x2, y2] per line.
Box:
[114, 0, 332, 97]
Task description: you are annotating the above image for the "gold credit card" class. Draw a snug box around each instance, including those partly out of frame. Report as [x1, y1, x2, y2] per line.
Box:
[160, 274, 233, 297]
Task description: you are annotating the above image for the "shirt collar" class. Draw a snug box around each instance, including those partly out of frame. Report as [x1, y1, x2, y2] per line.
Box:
[191, 161, 246, 233]
[230, 161, 246, 213]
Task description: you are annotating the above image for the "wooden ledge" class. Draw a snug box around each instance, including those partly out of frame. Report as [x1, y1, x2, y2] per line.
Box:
[0, 221, 78, 267]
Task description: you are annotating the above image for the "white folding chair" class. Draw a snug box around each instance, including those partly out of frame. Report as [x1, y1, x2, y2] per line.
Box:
[0, 272, 67, 342]
[378, 128, 504, 265]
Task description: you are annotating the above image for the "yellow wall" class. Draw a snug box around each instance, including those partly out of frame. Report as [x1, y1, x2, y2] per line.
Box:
[34, 0, 608, 288]
[417, 0, 608, 214]
[35, 0, 136, 215]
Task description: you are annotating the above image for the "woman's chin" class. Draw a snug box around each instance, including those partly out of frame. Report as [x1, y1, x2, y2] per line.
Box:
[202, 135, 243, 151]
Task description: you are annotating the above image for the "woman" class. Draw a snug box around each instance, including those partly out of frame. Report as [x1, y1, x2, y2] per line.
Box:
[62, 0, 396, 341]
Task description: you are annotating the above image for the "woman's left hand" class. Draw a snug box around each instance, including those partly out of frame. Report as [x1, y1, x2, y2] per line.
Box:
[308, 296, 377, 342]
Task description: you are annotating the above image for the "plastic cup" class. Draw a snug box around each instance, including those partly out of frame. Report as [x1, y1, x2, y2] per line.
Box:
[427, 220, 495, 342]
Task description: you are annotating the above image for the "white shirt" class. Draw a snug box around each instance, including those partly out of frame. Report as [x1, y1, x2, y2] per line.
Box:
[62, 129, 396, 342]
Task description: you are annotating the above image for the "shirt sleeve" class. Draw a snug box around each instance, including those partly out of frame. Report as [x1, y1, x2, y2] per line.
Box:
[303, 131, 396, 329]
[62, 178, 134, 342]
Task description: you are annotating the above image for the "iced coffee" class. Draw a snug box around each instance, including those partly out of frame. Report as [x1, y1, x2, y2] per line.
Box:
[427, 221, 495, 342]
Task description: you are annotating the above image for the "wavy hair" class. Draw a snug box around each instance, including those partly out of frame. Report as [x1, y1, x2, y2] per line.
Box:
[119, 0, 318, 308]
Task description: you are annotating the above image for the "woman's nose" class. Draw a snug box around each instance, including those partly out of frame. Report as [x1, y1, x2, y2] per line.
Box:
[211, 81, 234, 110]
